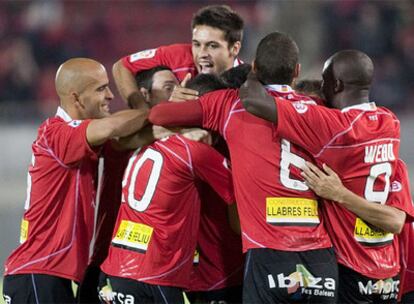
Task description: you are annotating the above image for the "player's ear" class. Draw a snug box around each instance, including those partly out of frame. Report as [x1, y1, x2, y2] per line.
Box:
[71, 91, 84, 109]
[293, 63, 301, 79]
[139, 87, 151, 104]
[334, 79, 344, 93]
[251, 60, 257, 73]
[230, 41, 241, 57]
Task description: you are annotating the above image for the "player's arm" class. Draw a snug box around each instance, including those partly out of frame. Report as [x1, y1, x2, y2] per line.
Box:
[86, 109, 149, 147]
[112, 125, 155, 151]
[112, 60, 147, 109]
[227, 203, 241, 235]
[302, 162, 406, 234]
[239, 71, 277, 123]
[149, 101, 203, 127]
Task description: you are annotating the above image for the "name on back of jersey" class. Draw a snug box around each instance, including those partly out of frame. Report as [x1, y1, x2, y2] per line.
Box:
[364, 143, 395, 164]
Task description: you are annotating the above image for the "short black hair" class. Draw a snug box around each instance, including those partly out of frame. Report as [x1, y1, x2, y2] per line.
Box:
[220, 63, 251, 88]
[185, 73, 227, 96]
[191, 5, 244, 46]
[255, 32, 299, 85]
[135, 66, 172, 91]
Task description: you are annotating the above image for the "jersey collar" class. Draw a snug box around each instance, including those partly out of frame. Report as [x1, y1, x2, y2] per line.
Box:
[233, 58, 243, 67]
[341, 102, 377, 113]
[56, 107, 72, 122]
[264, 84, 294, 93]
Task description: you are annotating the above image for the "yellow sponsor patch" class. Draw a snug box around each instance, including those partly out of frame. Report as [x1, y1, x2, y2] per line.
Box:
[354, 218, 393, 246]
[266, 197, 319, 226]
[20, 219, 29, 244]
[111, 220, 154, 253]
[193, 249, 200, 265]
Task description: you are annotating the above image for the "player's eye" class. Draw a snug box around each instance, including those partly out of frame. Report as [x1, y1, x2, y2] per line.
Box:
[192, 41, 200, 48]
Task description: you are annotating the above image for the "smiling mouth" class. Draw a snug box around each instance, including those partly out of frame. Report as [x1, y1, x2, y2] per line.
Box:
[199, 62, 214, 73]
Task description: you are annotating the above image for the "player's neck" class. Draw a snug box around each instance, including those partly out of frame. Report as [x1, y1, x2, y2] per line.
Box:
[337, 89, 370, 109]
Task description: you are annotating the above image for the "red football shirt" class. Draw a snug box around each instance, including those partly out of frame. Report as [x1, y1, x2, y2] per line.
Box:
[149, 85, 333, 252]
[4, 107, 99, 282]
[89, 144, 131, 267]
[188, 183, 243, 291]
[397, 160, 414, 296]
[276, 100, 414, 278]
[101, 135, 234, 288]
[122, 43, 242, 81]
[200, 86, 332, 252]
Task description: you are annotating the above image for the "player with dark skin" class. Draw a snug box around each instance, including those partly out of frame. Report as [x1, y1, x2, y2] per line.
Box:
[240, 50, 412, 303]
[240, 50, 405, 234]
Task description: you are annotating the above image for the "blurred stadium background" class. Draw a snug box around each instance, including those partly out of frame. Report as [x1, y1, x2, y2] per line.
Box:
[1, 0, 413, 293]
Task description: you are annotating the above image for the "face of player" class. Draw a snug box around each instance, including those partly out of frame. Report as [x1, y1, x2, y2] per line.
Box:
[148, 70, 179, 106]
[192, 25, 240, 75]
[77, 66, 114, 119]
[321, 59, 336, 108]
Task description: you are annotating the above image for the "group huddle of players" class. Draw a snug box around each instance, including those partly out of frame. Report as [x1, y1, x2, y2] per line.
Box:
[2, 4, 414, 304]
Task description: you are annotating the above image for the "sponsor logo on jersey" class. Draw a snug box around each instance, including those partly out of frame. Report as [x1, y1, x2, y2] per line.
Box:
[19, 219, 29, 244]
[68, 120, 82, 128]
[358, 277, 399, 300]
[390, 181, 402, 192]
[266, 197, 319, 226]
[268, 264, 335, 298]
[354, 217, 393, 246]
[130, 48, 157, 62]
[112, 220, 154, 253]
[292, 101, 308, 114]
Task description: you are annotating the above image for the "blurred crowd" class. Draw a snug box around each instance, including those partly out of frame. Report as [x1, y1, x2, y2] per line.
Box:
[0, 0, 413, 121]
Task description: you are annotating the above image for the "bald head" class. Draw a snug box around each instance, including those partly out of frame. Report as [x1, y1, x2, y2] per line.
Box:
[325, 50, 374, 87]
[55, 58, 107, 97]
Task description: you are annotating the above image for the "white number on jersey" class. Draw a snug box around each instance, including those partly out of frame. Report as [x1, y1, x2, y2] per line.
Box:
[280, 139, 309, 191]
[123, 148, 163, 212]
[364, 162, 392, 204]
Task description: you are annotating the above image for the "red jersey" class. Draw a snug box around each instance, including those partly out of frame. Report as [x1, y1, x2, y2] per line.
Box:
[276, 100, 414, 278]
[101, 135, 234, 288]
[4, 107, 99, 282]
[195, 85, 332, 252]
[89, 144, 130, 267]
[188, 183, 243, 291]
[122, 43, 242, 81]
[398, 160, 414, 295]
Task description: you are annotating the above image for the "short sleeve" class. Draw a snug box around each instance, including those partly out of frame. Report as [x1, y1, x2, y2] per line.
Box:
[122, 47, 165, 75]
[387, 160, 414, 221]
[190, 141, 235, 204]
[275, 99, 350, 156]
[44, 119, 97, 165]
[199, 89, 239, 135]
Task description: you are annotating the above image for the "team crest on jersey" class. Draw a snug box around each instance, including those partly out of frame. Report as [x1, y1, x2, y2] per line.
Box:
[130, 48, 157, 62]
[390, 181, 402, 192]
[292, 101, 308, 114]
[68, 120, 82, 128]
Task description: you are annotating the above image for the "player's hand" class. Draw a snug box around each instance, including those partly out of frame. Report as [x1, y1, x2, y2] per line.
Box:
[153, 125, 180, 140]
[169, 73, 199, 102]
[301, 162, 346, 202]
[181, 128, 212, 145]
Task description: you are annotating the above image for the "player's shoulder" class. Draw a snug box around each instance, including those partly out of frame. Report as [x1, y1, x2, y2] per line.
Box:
[161, 43, 192, 52]
[203, 88, 239, 100]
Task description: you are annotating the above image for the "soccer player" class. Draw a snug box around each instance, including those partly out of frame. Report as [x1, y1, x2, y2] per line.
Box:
[112, 4, 244, 108]
[179, 73, 244, 304]
[77, 65, 180, 304]
[240, 49, 414, 302]
[98, 72, 235, 304]
[149, 32, 337, 303]
[2, 58, 149, 303]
